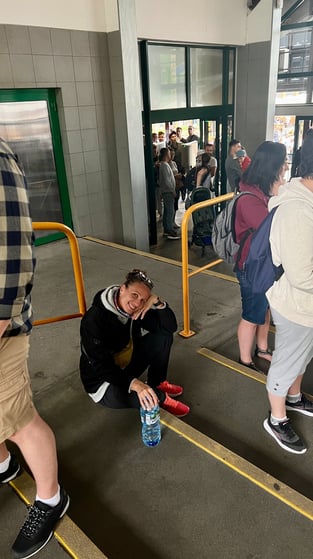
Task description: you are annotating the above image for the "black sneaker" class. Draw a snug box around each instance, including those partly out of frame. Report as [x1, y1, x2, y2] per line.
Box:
[12, 486, 70, 559]
[167, 230, 181, 240]
[0, 454, 20, 483]
[286, 394, 313, 416]
[263, 414, 307, 454]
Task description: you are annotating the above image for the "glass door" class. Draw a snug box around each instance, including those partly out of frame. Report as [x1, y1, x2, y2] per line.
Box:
[0, 89, 72, 245]
[201, 118, 222, 195]
[292, 116, 313, 177]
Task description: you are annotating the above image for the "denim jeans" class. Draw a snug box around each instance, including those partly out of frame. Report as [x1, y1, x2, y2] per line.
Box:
[162, 191, 175, 233]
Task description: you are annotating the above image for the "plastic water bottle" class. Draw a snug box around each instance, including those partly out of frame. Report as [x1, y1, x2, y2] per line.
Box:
[140, 405, 161, 447]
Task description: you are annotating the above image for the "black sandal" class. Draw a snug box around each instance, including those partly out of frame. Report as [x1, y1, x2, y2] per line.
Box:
[238, 358, 260, 372]
[254, 346, 272, 360]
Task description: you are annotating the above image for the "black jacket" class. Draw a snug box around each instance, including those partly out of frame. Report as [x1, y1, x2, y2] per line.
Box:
[80, 288, 177, 394]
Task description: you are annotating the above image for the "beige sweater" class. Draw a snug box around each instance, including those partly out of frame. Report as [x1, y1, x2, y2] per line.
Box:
[266, 178, 313, 326]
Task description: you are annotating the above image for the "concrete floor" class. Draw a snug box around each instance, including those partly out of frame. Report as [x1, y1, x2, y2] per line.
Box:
[3, 236, 313, 559]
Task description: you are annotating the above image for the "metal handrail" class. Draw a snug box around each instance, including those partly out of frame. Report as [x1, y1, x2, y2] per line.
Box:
[32, 222, 86, 325]
[179, 192, 234, 338]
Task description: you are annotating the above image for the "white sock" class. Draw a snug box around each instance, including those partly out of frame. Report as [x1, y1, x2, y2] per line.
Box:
[286, 392, 301, 404]
[0, 452, 11, 473]
[270, 414, 288, 425]
[36, 485, 60, 507]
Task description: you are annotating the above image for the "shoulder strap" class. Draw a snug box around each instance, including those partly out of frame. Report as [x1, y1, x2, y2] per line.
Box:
[232, 192, 259, 271]
[231, 191, 258, 242]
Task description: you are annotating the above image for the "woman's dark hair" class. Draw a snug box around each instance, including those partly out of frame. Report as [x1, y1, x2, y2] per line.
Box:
[195, 153, 210, 185]
[299, 129, 313, 178]
[199, 153, 210, 168]
[241, 141, 286, 195]
[124, 269, 154, 289]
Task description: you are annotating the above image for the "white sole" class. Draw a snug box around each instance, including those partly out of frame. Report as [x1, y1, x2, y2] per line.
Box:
[263, 419, 307, 455]
[1, 465, 20, 484]
[13, 496, 70, 559]
[285, 404, 313, 417]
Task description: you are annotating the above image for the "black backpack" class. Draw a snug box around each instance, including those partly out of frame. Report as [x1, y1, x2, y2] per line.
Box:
[185, 167, 197, 192]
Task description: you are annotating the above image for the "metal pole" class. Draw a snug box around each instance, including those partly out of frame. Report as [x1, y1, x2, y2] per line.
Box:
[179, 193, 233, 338]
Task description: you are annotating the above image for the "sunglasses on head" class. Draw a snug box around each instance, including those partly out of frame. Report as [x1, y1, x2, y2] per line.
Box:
[131, 269, 154, 289]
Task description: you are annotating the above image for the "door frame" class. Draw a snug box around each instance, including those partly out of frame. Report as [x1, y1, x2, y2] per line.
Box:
[0, 88, 72, 245]
[139, 40, 235, 245]
[294, 115, 313, 153]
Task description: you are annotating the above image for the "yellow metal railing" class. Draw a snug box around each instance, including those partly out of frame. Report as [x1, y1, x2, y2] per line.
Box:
[32, 222, 86, 325]
[179, 192, 234, 338]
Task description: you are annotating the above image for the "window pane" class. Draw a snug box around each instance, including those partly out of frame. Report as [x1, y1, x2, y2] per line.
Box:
[0, 101, 63, 238]
[282, 0, 313, 26]
[279, 29, 312, 73]
[292, 31, 307, 48]
[190, 48, 223, 107]
[276, 77, 308, 104]
[148, 45, 186, 110]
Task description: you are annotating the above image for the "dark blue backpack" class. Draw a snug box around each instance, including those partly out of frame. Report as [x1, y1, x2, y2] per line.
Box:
[244, 206, 284, 294]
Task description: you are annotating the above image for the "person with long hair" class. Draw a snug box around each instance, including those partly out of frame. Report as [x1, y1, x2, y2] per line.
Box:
[196, 153, 212, 188]
[234, 141, 287, 371]
[263, 130, 313, 454]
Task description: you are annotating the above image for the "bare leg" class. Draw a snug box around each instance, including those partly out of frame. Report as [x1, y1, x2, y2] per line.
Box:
[268, 375, 304, 418]
[268, 392, 287, 419]
[9, 411, 58, 499]
[255, 310, 272, 362]
[287, 374, 303, 396]
[237, 318, 257, 363]
[0, 441, 9, 462]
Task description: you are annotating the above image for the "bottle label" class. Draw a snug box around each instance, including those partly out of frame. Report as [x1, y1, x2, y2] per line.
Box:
[145, 412, 160, 426]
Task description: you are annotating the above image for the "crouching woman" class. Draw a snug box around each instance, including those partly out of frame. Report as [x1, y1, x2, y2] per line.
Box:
[80, 269, 189, 417]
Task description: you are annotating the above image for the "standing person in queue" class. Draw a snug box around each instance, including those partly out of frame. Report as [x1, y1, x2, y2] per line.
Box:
[80, 269, 190, 417]
[204, 143, 217, 185]
[225, 138, 242, 193]
[186, 125, 199, 145]
[0, 138, 69, 559]
[176, 127, 186, 143]
[263, 130, 313, 454]
[158, 147, 180, 240]
[234, 141, 288, 371]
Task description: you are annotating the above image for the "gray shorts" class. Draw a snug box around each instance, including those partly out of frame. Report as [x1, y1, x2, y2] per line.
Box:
[266, 309, 313, 397]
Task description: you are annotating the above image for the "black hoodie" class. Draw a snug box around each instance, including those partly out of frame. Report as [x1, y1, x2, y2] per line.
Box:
[79, 286, 177, 396]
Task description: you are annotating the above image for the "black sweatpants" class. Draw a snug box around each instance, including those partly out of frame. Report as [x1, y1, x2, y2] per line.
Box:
[99, 330, 173, 409]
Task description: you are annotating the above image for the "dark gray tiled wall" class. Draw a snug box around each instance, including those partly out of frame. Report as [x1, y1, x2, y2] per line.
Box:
[0, 24, 122, 241]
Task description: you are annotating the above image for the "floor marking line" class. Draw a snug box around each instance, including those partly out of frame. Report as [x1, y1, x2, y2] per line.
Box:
[53, 535, 80, 559]
[83, 237, 238, 283]
[160, 411, 313, 523]
[199, 348, 313, 402]
[198, 347, 267, 384]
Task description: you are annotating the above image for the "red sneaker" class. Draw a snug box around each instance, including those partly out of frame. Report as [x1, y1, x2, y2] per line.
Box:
[161, 394, 190, 417]
[157, 380, 183, 397]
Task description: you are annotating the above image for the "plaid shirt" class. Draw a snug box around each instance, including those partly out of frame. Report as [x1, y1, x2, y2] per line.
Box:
[0, 138, 35, 336]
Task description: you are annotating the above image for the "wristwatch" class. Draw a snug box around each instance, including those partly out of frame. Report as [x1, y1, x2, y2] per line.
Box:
[154, 298, 164, 307]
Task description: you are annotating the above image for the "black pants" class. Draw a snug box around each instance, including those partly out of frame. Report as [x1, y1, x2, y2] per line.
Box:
[99, 330, 173, 409]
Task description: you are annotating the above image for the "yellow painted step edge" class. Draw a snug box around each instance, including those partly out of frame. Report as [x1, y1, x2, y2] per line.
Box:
[160, 409, 313, 523]
[10, 471, 108, 559]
